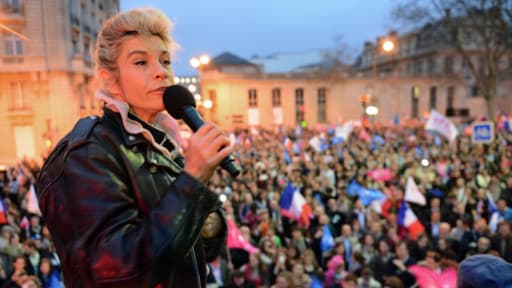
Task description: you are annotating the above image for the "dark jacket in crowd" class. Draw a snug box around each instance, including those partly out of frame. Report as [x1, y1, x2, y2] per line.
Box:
[36, 108, 227, 287]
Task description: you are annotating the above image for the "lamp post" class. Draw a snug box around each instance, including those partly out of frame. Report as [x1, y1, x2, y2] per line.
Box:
[365, 105, 379, 123]
[365, 37, 396, 123]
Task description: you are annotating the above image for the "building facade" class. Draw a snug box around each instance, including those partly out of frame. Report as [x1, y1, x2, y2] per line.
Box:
[1, 2, 511, 163]
[198, 29, 512, 131]
[0, 0, 119, 164]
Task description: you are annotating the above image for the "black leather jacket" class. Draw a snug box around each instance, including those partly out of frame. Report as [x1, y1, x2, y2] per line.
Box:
[36, 108, 227, 287]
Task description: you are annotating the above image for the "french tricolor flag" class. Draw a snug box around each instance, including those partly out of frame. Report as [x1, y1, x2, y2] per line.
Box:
[397, 200, 425, 240]
[0, 197, 7, 225]
[279, 182, 313, 227]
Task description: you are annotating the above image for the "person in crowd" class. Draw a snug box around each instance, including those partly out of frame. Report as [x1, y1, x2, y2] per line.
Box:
[271, 270, 294, 288]
[3, 255, 30, 288]
[5, 79, 512, 287]
[242, 252, 266, 287]
[37, 258, 63, 288]
[22, 241, 39, 278]
[224, 269, 255, 288]
[36, 8, 230, 287]
[389, 241, 416, 287]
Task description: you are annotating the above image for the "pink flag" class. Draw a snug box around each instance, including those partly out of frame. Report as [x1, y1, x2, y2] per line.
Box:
[408, 265, 457, 288]
[359, 128, 371, 142]
[226, 217, 259, 254]
[20, 216, 29, 229]
[367, 168, 394, 182]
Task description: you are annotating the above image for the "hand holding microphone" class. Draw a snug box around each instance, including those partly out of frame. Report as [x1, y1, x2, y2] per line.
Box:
[163, 85, 241, 181]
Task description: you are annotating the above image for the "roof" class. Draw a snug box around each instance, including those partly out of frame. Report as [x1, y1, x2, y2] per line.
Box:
[211, 52, 255, 66]
[250, 50, 330, 73]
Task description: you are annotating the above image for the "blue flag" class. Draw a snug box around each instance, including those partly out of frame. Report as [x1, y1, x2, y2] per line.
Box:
[283, 150, 292, 165]
[331, 136, 344, 145]
[393, 113, 400, 125]
[337, 146, 343, 159]
[428, 188, 444, 198]
[279, 182, 295, 210]
[320, 225, 334, 253]
[346, 180, 361, 196]
[358, 187, 385, 206]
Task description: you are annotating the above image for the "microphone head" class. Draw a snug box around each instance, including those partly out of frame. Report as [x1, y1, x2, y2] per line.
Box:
[163, 85, 196, 119]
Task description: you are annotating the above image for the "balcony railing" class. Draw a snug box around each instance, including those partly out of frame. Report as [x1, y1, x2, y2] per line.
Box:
[2, 55, 23, 64]
[0, 0, 25, 23]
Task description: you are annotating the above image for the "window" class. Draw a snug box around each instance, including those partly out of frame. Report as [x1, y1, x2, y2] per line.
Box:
[8, 82, 28, 111]
[470, 85, 479, 97]
[4, 35, 23, 56]
[271, 88, 281, 107]
[447, 86, 455, 108]
[411, 86, 419, 119]
[83, 37, 92, 62]
[208, 89, 217, 119]
[427, 58, 436, 74]
[3, 0, 21, 13]
[444, 57, 454, 74]
[295, 88, 304, 124]
[429, 86, 437, 110]
[478, 57, 485, 76]
[463, 31, 472, 45]
[248, 89, 257, 108]
[317, 87, 327, 123]
[78, 83, 85, 109]
[414, 59, 423, 74]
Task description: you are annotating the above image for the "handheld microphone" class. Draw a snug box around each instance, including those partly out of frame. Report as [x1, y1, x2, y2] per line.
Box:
[163, 85, 241, 178]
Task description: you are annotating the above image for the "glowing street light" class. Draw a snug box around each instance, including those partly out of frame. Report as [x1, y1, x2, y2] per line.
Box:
[365, 105, 379, 116]
[188, 84, 197, 93]
[199, 55, 210, 65]
[190, 54, 210, 69]
[203, 99, 213, 109]
[190, 57, 200, 68]
[382, 39, 394, 52]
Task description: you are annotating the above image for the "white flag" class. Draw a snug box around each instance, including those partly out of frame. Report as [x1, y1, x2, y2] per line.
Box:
[335, 121, 354, 140]
[309, 136, 322, 152]
[425, 110, 458, 142]
[27, 184, 42, 216]
[405, 177, 426, 206]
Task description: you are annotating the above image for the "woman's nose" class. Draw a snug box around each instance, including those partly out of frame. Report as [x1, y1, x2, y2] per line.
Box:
[155, 63, 170, 80]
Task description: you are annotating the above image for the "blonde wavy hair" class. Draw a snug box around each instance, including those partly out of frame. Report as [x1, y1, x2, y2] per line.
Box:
[94, 8, 175, 78]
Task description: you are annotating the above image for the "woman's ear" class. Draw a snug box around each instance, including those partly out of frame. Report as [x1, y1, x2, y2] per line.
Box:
[99, 69, 121, 95]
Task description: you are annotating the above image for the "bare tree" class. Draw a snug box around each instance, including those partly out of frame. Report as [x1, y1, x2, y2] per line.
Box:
[318, 35, 356, 80]
[392, 0, 511, 120]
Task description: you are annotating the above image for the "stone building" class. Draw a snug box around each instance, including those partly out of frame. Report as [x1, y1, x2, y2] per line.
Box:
[0, 0, 119, 163]
[197, 27, 512, 131]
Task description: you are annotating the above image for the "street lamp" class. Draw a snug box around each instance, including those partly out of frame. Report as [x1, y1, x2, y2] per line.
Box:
[371, 37, 396, 80]
[382, 39, 394, 52]
[365, 105, 379, 117]
[364, 36, 396, 123]
[190, 54, 210, 69]
[203, 99, 213, 110]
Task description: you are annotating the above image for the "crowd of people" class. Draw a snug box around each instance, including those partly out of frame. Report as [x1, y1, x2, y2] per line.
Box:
[1, 114, 512, 288]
